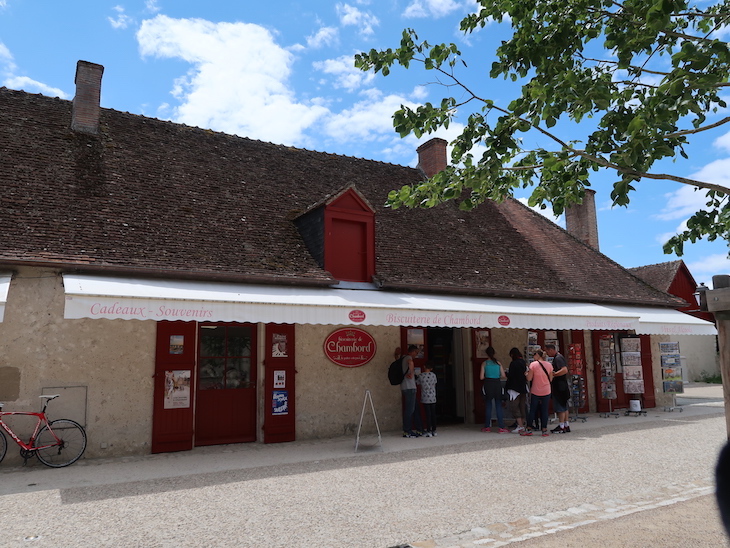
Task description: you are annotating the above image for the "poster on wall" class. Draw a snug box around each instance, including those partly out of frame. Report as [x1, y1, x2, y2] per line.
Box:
[623, 365, 643, 380]
[274, 370, 286, 389]
[271, 333, 288, 357]
[169, 335, 184, 355]
[407, 328, 425, 358]
[272, 390, 289, 415]
[661, 354, 681, 367]
[475, 330, 491, 358]
[164, 370, 191, 409]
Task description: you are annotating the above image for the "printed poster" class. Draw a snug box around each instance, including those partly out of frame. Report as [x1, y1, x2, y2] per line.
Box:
[623, 365, 643, 380]
[624, 379, 645, 394]
[663, 381, 684, 393]
[475, 330, 491, 358]
[272, 390, 289, 415]
[274, 370, 286, 388]
[621, 337, 641, 353]
[661, 354, 680, 367]
[169, 335, 184, 355]
[663, 367, 682, 381]
[272, 333, 288, 357]
[164, 370, 191, 409]
[659, 341, 680, 355]
[621, 352, 641, 367]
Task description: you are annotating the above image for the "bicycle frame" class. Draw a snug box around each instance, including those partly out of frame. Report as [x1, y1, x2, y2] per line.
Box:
[0, 404, 61, 453]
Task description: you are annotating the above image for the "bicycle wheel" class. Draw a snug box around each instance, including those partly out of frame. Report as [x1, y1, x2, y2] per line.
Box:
[0, 430, 6, 463]
[35, 419, 87, 468]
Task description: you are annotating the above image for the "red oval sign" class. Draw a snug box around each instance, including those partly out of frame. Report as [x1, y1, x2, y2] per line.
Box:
[324, 328, 377, 368]
[498, 315, 511, 326]
[349, 310, 366, 323]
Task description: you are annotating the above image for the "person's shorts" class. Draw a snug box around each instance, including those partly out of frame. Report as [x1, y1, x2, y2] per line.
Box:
[552, 396, 569, 413]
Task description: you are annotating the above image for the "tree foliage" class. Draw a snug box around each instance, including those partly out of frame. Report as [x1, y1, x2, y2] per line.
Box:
[355, 0, 730, 256]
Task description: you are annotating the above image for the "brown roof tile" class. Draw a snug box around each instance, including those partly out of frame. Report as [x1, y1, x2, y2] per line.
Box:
[0, 87, 680, 307]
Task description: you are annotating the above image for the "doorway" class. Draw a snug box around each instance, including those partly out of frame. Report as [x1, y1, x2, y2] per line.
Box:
[152, 321, 258, 453]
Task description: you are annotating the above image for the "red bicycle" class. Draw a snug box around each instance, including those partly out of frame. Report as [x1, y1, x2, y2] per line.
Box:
[0, 394, 87, 467]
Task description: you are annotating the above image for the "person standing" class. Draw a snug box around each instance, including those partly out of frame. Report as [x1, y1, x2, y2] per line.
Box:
[546, 344, 571, 433]
[401, 345, 423, 437]
[522, 349, 553, 437]
[505, 348, 528, 433]
[480, 346, 508, 433]
[417, 361, 438, 437]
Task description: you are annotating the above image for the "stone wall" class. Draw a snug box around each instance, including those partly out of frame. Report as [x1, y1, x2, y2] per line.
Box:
[0, 267, 155, 464]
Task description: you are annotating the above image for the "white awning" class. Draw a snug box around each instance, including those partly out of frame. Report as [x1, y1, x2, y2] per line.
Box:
[603, 305, 717, 336]
[0, 273, 11, 322]
[64, 274, 644, 330]
[61, 274, 718, 334]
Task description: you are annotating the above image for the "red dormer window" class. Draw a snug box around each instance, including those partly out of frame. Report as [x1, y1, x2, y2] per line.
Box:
[324, 188, 375, 283]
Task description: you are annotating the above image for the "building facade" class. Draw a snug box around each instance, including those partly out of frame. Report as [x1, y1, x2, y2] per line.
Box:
[0, 61, 716, 462]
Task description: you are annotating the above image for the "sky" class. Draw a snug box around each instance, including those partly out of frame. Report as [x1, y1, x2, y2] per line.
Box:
[0, 0, 729, 287]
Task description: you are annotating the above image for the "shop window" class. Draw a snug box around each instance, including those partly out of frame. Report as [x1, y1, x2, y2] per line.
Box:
[199, 324, 253, 390]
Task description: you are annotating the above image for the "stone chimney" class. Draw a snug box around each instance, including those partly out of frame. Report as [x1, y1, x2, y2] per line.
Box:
[417, 138, 447, 178]
[565, 188, 600, 250]
[71, 60, 104, 134]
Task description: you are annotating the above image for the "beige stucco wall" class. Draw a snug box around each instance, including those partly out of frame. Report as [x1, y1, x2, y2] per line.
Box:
[292, 324, 402, 438]
[0, 267, 155, 464]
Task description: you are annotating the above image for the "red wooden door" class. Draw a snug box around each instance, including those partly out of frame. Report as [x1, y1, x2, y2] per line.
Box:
[152, 321, 196, 453]
[264, 323, 296, 443]
[195, 323, 257, 446]
[640, 335, 656, 408]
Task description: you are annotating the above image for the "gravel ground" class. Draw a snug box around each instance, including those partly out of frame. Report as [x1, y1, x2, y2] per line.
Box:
[0, 401, 726, 547]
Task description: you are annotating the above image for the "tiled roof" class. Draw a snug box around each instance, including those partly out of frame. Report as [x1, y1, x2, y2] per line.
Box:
[0, 87, 681, 307]
[627, 261, 683, 294]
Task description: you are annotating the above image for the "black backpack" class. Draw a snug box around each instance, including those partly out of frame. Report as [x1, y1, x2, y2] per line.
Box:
[388, 356, 406, 385]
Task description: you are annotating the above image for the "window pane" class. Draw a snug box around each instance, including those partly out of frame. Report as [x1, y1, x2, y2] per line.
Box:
[225, 358, 251, 388]
[199, 358, 225, 390]
[200, 326, 226, 357]
[228, 326, 251, 357]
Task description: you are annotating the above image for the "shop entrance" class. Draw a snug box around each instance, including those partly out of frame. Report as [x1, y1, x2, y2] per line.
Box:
[402, 327, 465, 424]
[151, 321, 258, 453]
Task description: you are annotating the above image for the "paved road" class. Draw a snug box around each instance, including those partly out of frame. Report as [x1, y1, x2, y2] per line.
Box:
[0, 385, 727, 547]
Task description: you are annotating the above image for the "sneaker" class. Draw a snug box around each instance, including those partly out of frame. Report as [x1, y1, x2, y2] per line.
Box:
[520, 429, 533, 436]
[512, 426, 525, 434]
[542, 430, 549, 437]
[498, 428, 510, 433]
[480, 427, 492, 433]
[431, 431, 437, 437]
[403, 432, 416, 438]
[423, 432, 432, 437]
[551, 425, 563, 433]
[564, 425, 571, 433]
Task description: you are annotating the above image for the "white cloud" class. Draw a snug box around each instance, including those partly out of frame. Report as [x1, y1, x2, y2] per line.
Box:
[145, 0, 161, 13]
[136, 15, 329, 146]
[336, 3, 379, 36]
[655, 183, 715, 222]
[313, 55, 374, 91]
[322, 89, 416, 142]
[109, 6, 134, 29]
[656, 220, 688, 246]
[713, 130, 730, 153]
[2, 76, 69, 98]
[404, 0, 463, 19]
[686, 254, 730, 283]
[0, 42, 16, 71]
[307, 26, 338, 49]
